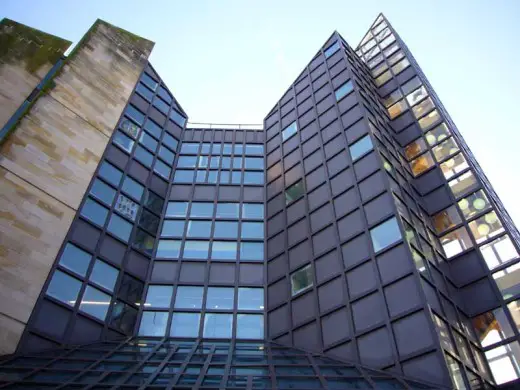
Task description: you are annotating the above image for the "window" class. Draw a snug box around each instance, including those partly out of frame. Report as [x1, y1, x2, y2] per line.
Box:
[335, 80, 353, 101]
[146, 286, 173, 308]
[203, 313, 233, 338]
[412, 97, 434, 119]
[458, 190, 490, 220]
[107, 214, 133, 242]
[245, 145, 263, 155]
[382, 89, 402, 108]
[115, 194, 138, 221]
[110, 301, 138, 334]
[379, 34, 395, 49]
[244, 157, 263, 170]
[418, 109, 440, 130]
[387, 51, 404, 66]
[282, 122, 297, 141]
[163, 133, 178, 151]
[484, 341, 520, 385]
[232, 171, 242, 184]
[432, 138, 459, 162]
[170, 313, 200, 337]
[161, 220, 185, 237]
[371, 60, 388, 77]
[183, 241, 210, 259]
[440, 226, 473, 258]
[166, 202, 188, 217]
[238, 288, 264, 310]
[125, 105, 145, 125]
[153, 96, 170, 115]
[406, 86, 428, 106]
[121, 177, 143, 202]
[240, 242, 264, 261]
[139, 209, 159, 235]
[190, 203, 214, 218]
[349, 135, 373, 161]
[425, 123, 451, 146]
[401, 76, 421, 95]
[170, 109, 186, 127]
[139, 131, 158, 152]
[134, 229, 155, 255]
[243, 171, 264, 185]
[440, 153, 469, 180]
[80, 286, 111, 321]
[139, 312, 168, 336]
[175, 286, 203, 309]
[81, 198, 108, 226]
[158, 86, 172, 103]
[90, 259, 118, 291]
[98, 161, 122, 187]
[448, 171, 479, 199]
[144, 191, 163, 214]
[370, 217, 402, 253]
[473, 307, 514, 348]
[241, 222, 264, 239]
[468, 211, 504, 244]
[480, 235, 519, 271]
[141, 73, 158, 91]
[187, 221, 211, 238]
[47, 270, 81, 306]
[507, 300, 520, 332]
[324, 41, 339, 58]
[410, 152, 435, 177]
[374, 70, 391, 86]
[216, 203, 239, 219]
[214, 222, 238, 238]
[206, 287, 234, 310]
[136, 83, 153, 101]
[144, 119, 162, 139]
[232, 157, 243, 169]
[291, 264, 313, 295]
[237, 315, 264, 339]
[387, 100, 407, 119]
[120, 118, 140, 139]
[58, 243, 91, 276]
[177, 156, 197, 168]
[391, 58, 410, 75]
[493, 264, 520, 299]
[180, 143, 199, 154]
[113, 131, 134, 152]
[432, 206, 462, 234]
[157, 240, 181, 259]
[404, 138, 427, 161]
[285, 180, 305, 204]
[211, 241, 237, 260]
[242, 204, 263, 219]
[154, 160, 171, 179]
[134, 145, 153, 168]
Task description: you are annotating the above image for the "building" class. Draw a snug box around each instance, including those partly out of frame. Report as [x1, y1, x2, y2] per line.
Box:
[0, 12, 519, 389]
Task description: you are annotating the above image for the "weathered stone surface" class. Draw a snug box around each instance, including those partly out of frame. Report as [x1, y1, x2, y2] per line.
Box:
[0, 313, 25, 356]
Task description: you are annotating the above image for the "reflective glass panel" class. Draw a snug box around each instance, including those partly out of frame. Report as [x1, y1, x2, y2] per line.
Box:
[282, 122, 297, 141]
[375, 70, 391, 86]
[241, 222, 264, 239]
[170, 313, 200, 337]
[154, 160, 171, 179]
[214, 221, 238, 238]
[237, 315, 264, 339]
[122, 176, 144, 201]
[433, 138, 460, 162]
[144, 119, 161, 139]
[161, 220, 185, 237]
[146, 286, 173, 308]
[370, 217, 402, 252]
[134, 229, 154, 255]
[242, 203, 264, 219]
[404, 138, 427, 161]
[90, 259, 118, 292]
[134, 145, 153, 168]
[493, 263, 520, 299]
[382, 89, 402, 108]
[412, 97, 435, 119]
[175, 286, 203, 309]
[440, 226, 473, 258]
[473, 307, 514, 347]
[387, 100, 407, 119]
[484, 341, 520, 385]
[468, 211, 504, 244]
[47, 270, 81, 306]
[410, 152, 435, 177]
[406, 86, 428, 106]
[139, 131, 158, 152]
[125, 105, 145, 125]
[449, 171, 479, 198]
[291, 264, 313, 295]
[349, 135, 373, 161]
[240, 242, 264, 261]
[238, 288, 264, 310]
[458, 190, 490, 220]
[206, 287, 234, 310]
[216, 203, 239, 219]
[418, 109, 440, 130]
[324, 41, 339, 57]
[211, 241, 237, 260]
[190, 203, 214, 218]
[244, 171, 264, 185]
[107, 214, 133, 242]
[480, 235, 519, 271]
[163, 133, 178, 151]
[425, 123, 451, 146]
[203, 313, 233, 338]
[80, 286, 111, 320]
[335, 80, 354, 101]
[58, 243, 91, 276]
[183, 241, 209, 259]
[113, 131, 134, 152]
[186, 220, 211, 238]
[432, 206, 462, 234]
[139, 312, 168, 336]
[156, 240, 181, 258]
[81, 198, 108, 226]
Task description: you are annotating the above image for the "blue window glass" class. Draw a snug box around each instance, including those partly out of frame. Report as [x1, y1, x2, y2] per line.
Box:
[214, 222, 238, 238]
[158, 146, 175, 164]
[282, 121, 297, 141]
[206, 287, 234, 310]
[200, 143, 211, 154]
[245, 144, 264, 155]
[174, 286, 203, 309]
[154, 159, 171, 179]
[141, 73, 158, 91]
[47, 270, 81, 306]
[136, 83, 153, 101]
[237, 315, 264, 339]
[203, 313, 232, 338]
[157, 240, 181, 258]
[324, 41, 340, 58]
[99, 161, 122, 187]
[220, 170, 230, 183]
[170, 109, 186, 127]
[232, 157, 243, 169]
[144, 119, 162, 139]
[177, 156, 197, 168]
[134, 145, 154, 168]
[122, 177, 144, 201]
[146, 285, 173, 308]
[211, 241, 237, 260]
[107, 214, 133, 242]
[163, 133, 178, 151]
[161, 220, 185, 237]
[125, 105, 145, 125]
[232, 171, 242, 184]
[173, 170, 194, 183]
[207, 171, 218, 183]
[241, 222, 264, 239]
[170, 313, 200, 337]
[139, 311, 168, 336]
[180, 143, 199, 154]
[240, 242, 264, 261]
[198, 156, 209, 168]
[242, 204, 264, 219]
[209, 156, 220, 169]
[211, 143, 222, 154]
[183, 241, 210, 259]
[244, 171, 264, 185]
[244, 157, 264, 170]
[190, 203, 214, 218]
[234, 144, 244, 155]
[90, 179, 116, 206]
[223, 144, 232, 155]
[139, 131, 158, 152]
[195, 170, 206, 183]
[186, 221, 211, 238]
[166, 202, 188, 217]
[157, 85, 172, 103]
[221, 157, 231, 169]
[153, 97, 170, 115]
[335, 80, 354, 101]
[90, 259, 118, 292]
[81, 198, 108, 226]
[238, 288, 264, 310]
[349, 134, 373, 161]
[80, 286, 111, 321]
[113, 131, 134, 152]
[58, 243, 91, 276]
[216, 203, 239, 219]
[120, 118, 140, 139]
[370, 217, 402, 252]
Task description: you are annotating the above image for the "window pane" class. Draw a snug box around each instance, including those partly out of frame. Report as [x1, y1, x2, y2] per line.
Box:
[406, 86, 428, 106]
[432, 137, 460, 162]
[387, 50, 404, 66]
[425, 123, 451, 146]
[232, 157, 243, 169]
[90, 259, 118, 292]
[113, 131, 134, 152]
[282, 122, 297, 141]
[154, 160, 171, 179]
[237, 315, 264, 339]
[125, 105, 145, 125]
[136, 83, 153, 101]
[144, 190, 163, 215]
[391, 58, 410, 75]
[387, 100, 407, 119]
[163, 133, 178, 151]
[240, 242, 264, 261]
[153, 96, 170, 115]
[170, 313, 200, 337]
[190, 203, 214, 218]
[115, 194, 138, 221]
[418, 109, 440, 130]
[457, 190, 490, 220]
[146, 286, 173, 308]
[241, 222, 264, 239]
[214, 222, 238, 238]
[431, 206, 462, 234]
[238, 288, 264, 310]
[242, 204, 263, 219]
[158, 86, 172, 103]
[139, 131, 158, 154]
[203, 313, 233, 338]
[441, 152, 470, 179]
[134, 145, 153, 168]
[139, 312, 168, 336]
[232, 171, 242, 184]
[107, 214, 133, 242]
[206, 287, 234, 310]
[81, 198, 108, 226]
[216, 203, 239, 219]
[244, 157, 263, 170]
[349, 135, 373, 161]
[166, 201, 188, 217]
[371, 60, 388, 77]
[245, 145, 263, 155]
[473, 307, 514, 348]
[161, 220, 185, 237]
[183, 241, 209, 259]
[374, 70, 391, 86]
[335, 80, 353, 101]
[134, 229, 155, 255]
[494, 263, 520, 300]
[47, 270, 81, 306]
[157, 240, 181, 258]
[175, 286, 203, 309]
[243, 172, 264, 185]
[141, 73, 158, 91]
[139, 209, 159, 235]
[401, 76, 421, 95]
[120, 118, 141, 139]
[412, 97, 435, 119]
[110, 301, 138, 334]
[144, 119, 162, 139]
[211, 241, 237, 260]
[59, 243, 91, 276]
[480, 235, 519, 271]
[285, 180, 305, 204]
[404, 138, 427, 161]
[324, 41, 339, 57]
[507, 300, 520, 333]
[468, 211, 504, 244]
[170, 109, 186, 127]
[410, 152, 435, 177]
[291, 264, 313, 295]
[80, 286, 111, 320]
[382, 89, 402, 108]
[370, 217, 402, 252]
[448, 171, 479, 199]
[186, 221, 211, 238]
[440, 226, 473, 258]
[122, 177, 144, 201]
[484, 341, 520, 385]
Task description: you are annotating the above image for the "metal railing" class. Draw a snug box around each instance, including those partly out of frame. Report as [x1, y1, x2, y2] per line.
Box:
[186, 122, 263, 130]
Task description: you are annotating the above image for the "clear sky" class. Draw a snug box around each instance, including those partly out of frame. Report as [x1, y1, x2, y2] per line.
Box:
[2, 0, 520, 227]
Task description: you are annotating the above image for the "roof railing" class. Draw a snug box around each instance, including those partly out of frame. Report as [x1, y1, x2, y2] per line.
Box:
[186, 122, 263, 130]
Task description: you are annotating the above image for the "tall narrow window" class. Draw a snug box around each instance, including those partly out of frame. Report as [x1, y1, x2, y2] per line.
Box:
[291, 264, 313, 296]
[282, 121, 297, 141]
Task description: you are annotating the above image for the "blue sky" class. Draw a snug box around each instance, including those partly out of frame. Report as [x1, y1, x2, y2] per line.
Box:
[3, 0, 520, 227]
